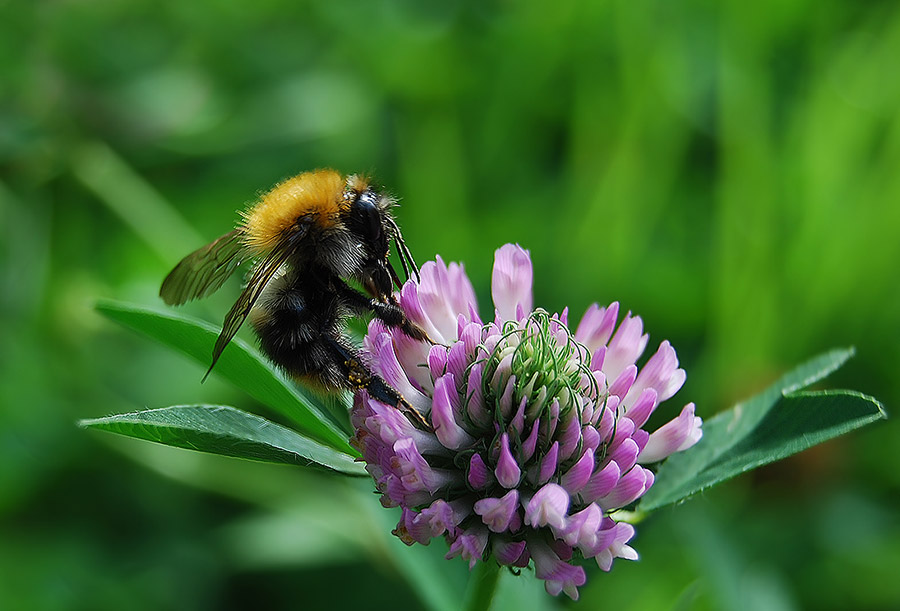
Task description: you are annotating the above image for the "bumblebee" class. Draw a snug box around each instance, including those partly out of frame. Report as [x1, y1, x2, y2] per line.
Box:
[160, 169, 429, 425]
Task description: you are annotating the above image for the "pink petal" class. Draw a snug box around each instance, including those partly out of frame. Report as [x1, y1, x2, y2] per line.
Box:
[399, 281, 441, 342]
[524, 483, 570, 529]
[467, 452, 491, 489]
[580, 460, 620, 504]
[557, 504, 604, 550]
[596, 396, 617, 442]
[465, 363, 491, 428]
[603, 313, 648, 381]
[431, 374, 474, 450]
[598, 466, 653, 510]
[606, 416, 636, 454]
[426, 344, 448, 379]
[520, 417, 541, 462]
[557, 414, 583, 461]
[638, 402, 703, 463]
[622, 340, 685, 409]
[446, 527, 488, 569]
[590, 346, 607, 374]
[581, 425, 601, 452]
[530, 537, 586, 600]
[575, 302, 620, 353]
[495, 433, 522, 488]
[493, 538, 529, 566]
[474, 490, 520, 533]
[421, 499, 464, 534]
[459, 319, 482, 355]
[510, 397, 527, 436]
[446, 341, 470, 386]
[491, 244, 533, 322]
[498, 374, 517, 420]
[396, 499, 463, 544]
[537, 441, 560, 485]
[353, 393, 443, 455]
[414, 257, 478, 343]
[388, 320, 433, 394]
[561, 449, 595, 494]
[608, 364, 637, 400]
[609, 438, 640, 474]
[595, 521, 638, 571]
[624, 388, 658, 429]
[390, 439, 459, 500]
[632, 429, 649, 455]
[545, 398, 561, 439]
[365, 332, 431, 413]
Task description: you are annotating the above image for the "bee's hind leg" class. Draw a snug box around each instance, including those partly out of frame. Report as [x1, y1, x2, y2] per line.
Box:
[323, 337, 432, 431]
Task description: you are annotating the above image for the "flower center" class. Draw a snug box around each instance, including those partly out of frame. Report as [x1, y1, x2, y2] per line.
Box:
[481, 310, 599, 424]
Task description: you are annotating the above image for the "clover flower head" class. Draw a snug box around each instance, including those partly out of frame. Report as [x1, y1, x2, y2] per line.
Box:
[351, 244, 702, 599]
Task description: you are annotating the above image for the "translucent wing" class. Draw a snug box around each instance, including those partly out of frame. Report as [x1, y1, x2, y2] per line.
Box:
[202, 235, 300, 381]
[160, 229, 247, 306]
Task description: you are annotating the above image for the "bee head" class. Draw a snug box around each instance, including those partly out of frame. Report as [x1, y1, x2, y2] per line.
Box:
[341, 175, 419, 299]
[342, 182, 393, 298]
[351, 189, 390, 257]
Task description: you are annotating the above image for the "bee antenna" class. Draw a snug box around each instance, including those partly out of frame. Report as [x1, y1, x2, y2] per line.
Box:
[401, 237, 420, 283]
[393, 239, 410, 281]
[388, 217, 419, 283]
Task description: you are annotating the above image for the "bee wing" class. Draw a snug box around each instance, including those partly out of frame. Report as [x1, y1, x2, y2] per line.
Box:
[203, 239, 297, 381]
[160, 229, 249, 305]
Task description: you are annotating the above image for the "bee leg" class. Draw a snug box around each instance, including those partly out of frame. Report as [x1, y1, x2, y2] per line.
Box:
[333, 279, 437, 344]
[369, 300, 437, 344]
[363, 373, 432, 431]
[324, 337, 432, 431]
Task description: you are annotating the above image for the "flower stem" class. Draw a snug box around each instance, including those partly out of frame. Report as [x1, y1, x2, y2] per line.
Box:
[462, 561, 502, 611]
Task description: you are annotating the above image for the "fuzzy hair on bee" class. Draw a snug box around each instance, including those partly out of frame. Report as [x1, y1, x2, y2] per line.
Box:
[160, 169, 430, 428]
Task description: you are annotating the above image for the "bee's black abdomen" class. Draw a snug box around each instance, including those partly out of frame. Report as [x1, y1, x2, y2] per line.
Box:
[250, 267, 420, 421]
[252, 270, 348, 389]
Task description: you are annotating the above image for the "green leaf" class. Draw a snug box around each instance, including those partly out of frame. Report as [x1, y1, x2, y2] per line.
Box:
[80, 405, 366, 475]
[702, 390, 885, 480]
[96, 300, 353, 453]
[640, 348, 887, 511]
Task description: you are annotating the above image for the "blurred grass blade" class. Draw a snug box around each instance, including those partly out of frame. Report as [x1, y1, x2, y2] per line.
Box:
[96, 300, 354, 453]
[641, 348, 886, 511]
[71, 141, 204, 264]
[80, 405, 365, 475]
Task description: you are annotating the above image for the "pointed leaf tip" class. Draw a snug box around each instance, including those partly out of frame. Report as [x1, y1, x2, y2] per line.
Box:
[81, 405, 366, 475]
[640, 348, 884, 511]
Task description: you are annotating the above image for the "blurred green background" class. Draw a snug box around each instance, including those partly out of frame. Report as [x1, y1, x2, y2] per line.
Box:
[2, 0, 899, 609]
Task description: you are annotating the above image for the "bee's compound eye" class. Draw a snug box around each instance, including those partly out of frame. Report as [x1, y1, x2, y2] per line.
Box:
[355, 191, 384, 244]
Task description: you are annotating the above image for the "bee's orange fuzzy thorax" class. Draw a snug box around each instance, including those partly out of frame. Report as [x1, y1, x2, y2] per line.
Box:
[345, 174, 371, 193]
[241, 169, 345, 253]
